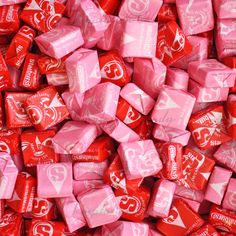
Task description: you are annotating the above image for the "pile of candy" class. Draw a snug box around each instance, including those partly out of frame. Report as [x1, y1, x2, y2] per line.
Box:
[0, 0, 236, 235]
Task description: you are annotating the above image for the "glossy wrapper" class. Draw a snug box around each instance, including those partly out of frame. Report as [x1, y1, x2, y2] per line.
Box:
[158, 3, 178, 23]
[227, 94, 236, 139]
[96, 0, 120, 15]
[0, 52, 11, 91]
[189, 224, 219, 236]
[213, 0, 236, 19]
[222, 178, 236, 211]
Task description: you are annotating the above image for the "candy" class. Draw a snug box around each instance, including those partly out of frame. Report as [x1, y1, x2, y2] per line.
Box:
[227, 94, 236, 138]
[222, 178, 236, 211]
[0, 52, 11, 90]
[189, 224, 219, 236]
[213, 0, 236, 19]
[158, 3, 178, 23]
[174, 195, 201, 212]
[96, 0, 120, 15]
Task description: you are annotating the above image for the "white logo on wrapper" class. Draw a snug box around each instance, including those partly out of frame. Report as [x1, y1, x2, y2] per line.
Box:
[127, 0, 150, 15]
[156, 91, 180, 110]
[32, 198, 53, 217]
[0, 141, 10, 154]
[47, 164, 67, 194]
[0, 212, 16, 227]
[32, 221, 53, 236]
[26, 105, 43, 125]
[101, 61, 124, 81]
[116, 195, 141, 214]
[123, 106, 141, 125]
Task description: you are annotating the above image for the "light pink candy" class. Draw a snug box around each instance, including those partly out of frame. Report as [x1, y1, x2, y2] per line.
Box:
[80, 82, 120, 124]
[222, 178, 236, 211]
[147, 180, 176, 218]
[166, 68, 189, 91]
[151, 86, 196, 130]
[0, 152, 18, 199]
[118, 140, 163, 180]
[46, 73, 69, 86]
[204, 166, 232, 205]
[66, 48, 101, 93]
[73, 160, 108, 181]
[52, 121, 98, 155]
[188, 59, 236, 88]
[73, 180, 104, 196]
[120, 83, 155, 115]
[120, 21, 158, 58]
[0, 0, 25, 5]
[55, 195, 86, 232]
[133, 58, 166, 99]
[77, 185, 122, 228]
[37, 162, 73, 198]
[119, 0, 163, 21]
[35, 26, 84, 59]
[176, 0, 214, 35]
[213, 0, 236, 19]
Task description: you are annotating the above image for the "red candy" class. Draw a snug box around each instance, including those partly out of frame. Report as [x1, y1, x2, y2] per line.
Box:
[0, 52, 11, 90]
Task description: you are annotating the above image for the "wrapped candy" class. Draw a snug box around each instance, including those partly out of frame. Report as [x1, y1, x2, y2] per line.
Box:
[213, 0, 236, 19]
[96, 0, 120, 15]
[222, 178, 236, 211]
[158, 3, 178, 23]
[173, 195, 201, 212]
[222, 57, 236, 93]
[133, 116, 154, 140]
[189, 224, 218, 236]
[227, 94, 236, 138]
[0, 52, 11, 90]
[46, 72, 68, 85]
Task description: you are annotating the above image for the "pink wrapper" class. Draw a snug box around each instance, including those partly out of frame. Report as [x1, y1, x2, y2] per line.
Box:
[35, 26, 84, 59]
[37, 162, 73, 198]
[188, 59, 236, 88]
[73, 180, 104, 196]
[173, 195, 200, 212]
[117, 140, 163, 179]
[52, 121, 98, 154]
[176, 0, 214, 35]
[0, 152, 18, 199]
[73, 160, 108, 180]
[188, 79, 229, 103]
[166, 68, 189, 91]
[213, 0, 236, 19]
[172, 36, 208, 70]
[204, 166, 232, 205]
[119, 0, 163, 21]
[65, 0, 80, 17]
[46, 73, 69, 86]
[151, 86, 196, 130]
[152, 125, 191, 146]
[222, 178, 236, 211]
[147, 180, 176, 218]
[120, 83, 155, 115]
[100, 118, 140, 143]
[70, 0, 110, 48]
[102, 221, 149, 236]
[80, 82, 120, 124]
[66, 48, 101, 93]
[216, 19, 236, 59]
[55, 195, 86, 232]
[213, 140, 236, 173]
[0, 0, 26, 5]
[120, 20, 158, 58]
[77, 185, 122, 228]
[133, 58, 166, 99]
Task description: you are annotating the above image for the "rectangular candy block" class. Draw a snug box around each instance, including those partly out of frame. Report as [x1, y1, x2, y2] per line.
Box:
[55, 196, 86, 232]
[189, 224, 219, 236]
[173, 196, 200, 212]
[80, 82, 120, 124]
[118, 139, 163, 179]
[37, 162, 73, 198]
[35, 26, 84, 59]
[188, 59, 236, 88]
[66, 48, 101, 93]
[204, 166, 232, 205]
[120, 83, 155, 115]
[77, 185, 122, 228]
[176, 0, 214, 35]
[213, 0, 236, 19]
[133, 58, 167, 99]
[227, 94, 236, 138]
[52, 121, 98, 155]
[0, 52, 11, 91]
[0, 152, 18, 199]
[120, 20, 158, 58]
[151, 86, 196, 130]
[188, 79, 229, 103]
[148, 180, 176, 218]
[222, 178, 236, 211]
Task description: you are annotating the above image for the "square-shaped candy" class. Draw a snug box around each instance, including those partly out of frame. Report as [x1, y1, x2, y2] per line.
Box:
[37, 162, 73, 198]
[118, 139, 163, 179]
[213, 0, 236, 19]
[222, 178, 236, 211]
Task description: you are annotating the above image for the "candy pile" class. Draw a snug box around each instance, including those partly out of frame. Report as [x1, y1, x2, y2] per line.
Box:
[0, 0, 236, 235]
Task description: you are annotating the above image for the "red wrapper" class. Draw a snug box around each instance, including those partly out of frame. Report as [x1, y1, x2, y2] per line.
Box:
[116, 97, 144, 129]
[99, 50, 131, 87]
[156, 21, 192, 66]
[6, 172, 36, 213]
[0, 52, 11, 90]
[156, 199, 204, 236]
[188, 105, 231, 150]
[21, 130, 59, 167]
[189, 224, 219, 236]
[133, 116, 154, 140]
[0, 210, 23, 236]
[227, 95, 236, 138]
[0, 93, 3, 130]
[5, 26, 36, 69]
[97, 0, 120, 15]
[71, 135, 115, 162]
[155, 142, 183, 180]
[20, 0, 65, 32]
[19, 53, 41, 90]
[24, 86, 69, 131]
[5, 92, 33, 129]
[115, 186, 150, 222]
[222, 57, 236, 93]
[158, 4, 178, 23]
[0, 5, 20, 36]
[104, 154, 142, 194]
[0, 200, 4, 219]
[209, 205, 236, 234]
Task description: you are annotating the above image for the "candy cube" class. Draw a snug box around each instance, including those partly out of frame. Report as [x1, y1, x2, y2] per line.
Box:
[37, 163, 73, 198]
[118, 140, 163, 179]
[52, 121, 98, 155]
[222, 178, 236, 211]
[24, 86, 69, 131]
[77, 185, 122, 228]
[151, 86, 196, 130]
[213, 0, 236, 19]
[227, 94, 236, 138]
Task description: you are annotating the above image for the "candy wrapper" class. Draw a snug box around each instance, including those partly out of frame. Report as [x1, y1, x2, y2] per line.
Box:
[35, 26, 84, 59]
[173, 195, 201, 212]
[5, 26, 35, 69]
[96, 0, 120, 15]
[213, 0, 236, 19]
[158, 3, 178, 23]
[46, 73, 68, 86]
[227, 94, 236, 139]
[0, 52, 11, 90]
[189, 224, 218, 236]
[222, 178, 236, 211]
[222, 57, 236, 93]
